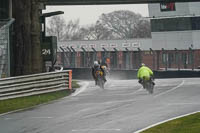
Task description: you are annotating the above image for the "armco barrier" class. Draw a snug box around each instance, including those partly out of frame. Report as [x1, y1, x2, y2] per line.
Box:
[64, 68, 200, 80]
[0, 70, 72, 100]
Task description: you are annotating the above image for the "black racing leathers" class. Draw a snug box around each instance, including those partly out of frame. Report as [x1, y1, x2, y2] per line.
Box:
[92, 66, 106, 85]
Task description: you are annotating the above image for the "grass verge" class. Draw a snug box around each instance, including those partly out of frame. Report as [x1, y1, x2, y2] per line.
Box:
[72, 80, 80, 88]
[0, 80, 80, 114]
[141, 112, 200, 133]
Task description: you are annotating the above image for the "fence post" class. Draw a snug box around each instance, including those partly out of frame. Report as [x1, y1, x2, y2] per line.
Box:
[162, 48, 168, 71]
[68, 70, 72, 90]
[189, 47, 194, 71]
[138, 48, 142, 68]
[175, 48, 180, 71]
[150, 48, 155, 70]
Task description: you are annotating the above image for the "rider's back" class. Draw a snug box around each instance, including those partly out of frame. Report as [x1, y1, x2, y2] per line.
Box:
[137, 66, 153, 79]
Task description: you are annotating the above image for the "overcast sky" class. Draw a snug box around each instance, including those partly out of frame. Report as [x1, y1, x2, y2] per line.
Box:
[43, 4, 149, 26]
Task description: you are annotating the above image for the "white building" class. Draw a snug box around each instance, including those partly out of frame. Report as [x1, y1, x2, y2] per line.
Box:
[148, 2, 200, 50]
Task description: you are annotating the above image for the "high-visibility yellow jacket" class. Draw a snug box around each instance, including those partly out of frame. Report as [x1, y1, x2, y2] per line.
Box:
[137, 66, 153, 79]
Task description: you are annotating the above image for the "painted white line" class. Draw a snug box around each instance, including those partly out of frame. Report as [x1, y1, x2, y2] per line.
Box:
[134, 111, 200, 133]
[72, 82, 90, 96]
[154, 80, 185, 98]
[4, 118, 12, 120]
[29, 117, 53, 119]
[167, 103, 200, 105]
[4, 117, 53, 120]
[72, 129, 121, 132]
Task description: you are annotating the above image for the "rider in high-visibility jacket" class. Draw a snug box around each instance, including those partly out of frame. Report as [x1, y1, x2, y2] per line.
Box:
[137, 63, 155, 85]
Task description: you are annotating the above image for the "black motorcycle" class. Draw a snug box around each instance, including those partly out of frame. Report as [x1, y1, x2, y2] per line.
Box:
[95, 70, 105, 89]
[142, 77, 154, 94]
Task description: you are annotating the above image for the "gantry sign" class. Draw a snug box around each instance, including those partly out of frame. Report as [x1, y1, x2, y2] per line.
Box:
[40, 0, 200, 5]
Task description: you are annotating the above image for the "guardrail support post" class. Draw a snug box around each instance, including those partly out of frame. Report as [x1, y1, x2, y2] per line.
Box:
[69, 70, 72, 90]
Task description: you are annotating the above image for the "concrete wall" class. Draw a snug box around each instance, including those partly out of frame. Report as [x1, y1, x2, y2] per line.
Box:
[64, 68, 200, 80]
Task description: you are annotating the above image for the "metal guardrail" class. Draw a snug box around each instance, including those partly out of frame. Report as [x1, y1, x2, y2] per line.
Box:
[0, 70, 72, 100]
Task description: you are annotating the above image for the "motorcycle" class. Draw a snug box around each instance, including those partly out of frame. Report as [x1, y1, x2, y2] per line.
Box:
[95, 70, 105, 89]
[141, 77, 154, 94]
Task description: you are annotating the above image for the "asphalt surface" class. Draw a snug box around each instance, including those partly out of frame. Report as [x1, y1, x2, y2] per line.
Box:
[1, 78, 200, 133]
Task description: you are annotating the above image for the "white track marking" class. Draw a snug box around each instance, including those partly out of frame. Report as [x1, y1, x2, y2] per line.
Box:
[72, 82, 89, 96]
[4, 117, 53, 120]
[72, 129, 121, 132]
[154, 80, 185, 98]
[134, 111, 200, 133]
[167, 103, 200, 105]
[29, 117, 53, 119]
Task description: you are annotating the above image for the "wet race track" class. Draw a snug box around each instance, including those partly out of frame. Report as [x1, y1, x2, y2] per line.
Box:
[1, 78, 200, 133]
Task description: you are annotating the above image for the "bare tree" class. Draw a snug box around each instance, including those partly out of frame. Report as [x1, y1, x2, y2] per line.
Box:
[46, 15, 66, 41]
[78, 21, 112, 40]
[135, 19, 151, 38]
[46, 17, 81, 41]
[78, 26, 94, 40]
[92, 21, 113, 40]
[65, 19, 80, 40]
[98, 10, 151, 39]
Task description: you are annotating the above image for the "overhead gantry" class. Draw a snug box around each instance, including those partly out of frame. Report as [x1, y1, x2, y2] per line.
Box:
[39, 0, 200, 5]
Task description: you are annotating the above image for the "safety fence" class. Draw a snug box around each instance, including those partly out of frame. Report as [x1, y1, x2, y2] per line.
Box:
[64, 68, 200, 80]
[0, 70, 72, 100]
[0, 18, 15, 78]
[58, 47, 198, 71]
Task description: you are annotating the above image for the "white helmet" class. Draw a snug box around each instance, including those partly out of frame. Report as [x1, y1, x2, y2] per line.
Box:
[141, 63, 145, 66]
[94, 61, 99, 66]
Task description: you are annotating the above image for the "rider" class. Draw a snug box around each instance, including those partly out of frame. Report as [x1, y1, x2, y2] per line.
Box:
[137, 63, 155, 86]
[92, 61, 106, 85]
[99, 60, 107, 82]
[99, 59, 109, 75]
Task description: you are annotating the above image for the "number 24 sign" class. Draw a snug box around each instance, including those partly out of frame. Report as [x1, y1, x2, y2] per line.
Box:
[42, 49, 51, 55]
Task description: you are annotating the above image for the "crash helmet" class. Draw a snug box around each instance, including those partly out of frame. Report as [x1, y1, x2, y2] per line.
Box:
[94, 61, 99, 66]
[141, 63, 145, 67]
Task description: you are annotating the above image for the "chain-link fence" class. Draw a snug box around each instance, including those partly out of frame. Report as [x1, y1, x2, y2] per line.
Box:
[0, 19, 14, 78]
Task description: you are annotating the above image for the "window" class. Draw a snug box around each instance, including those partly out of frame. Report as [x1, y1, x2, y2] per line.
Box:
[191, 17, 200, 30]
[162, 53, 168, 64]
[168, 53, 174, 63]
[181, 53, 188, 65]
[175, 52, 179, 64]
[151, 16, 200, 32]
[188, 52, 194, 65]
[151, 17, 191, 32]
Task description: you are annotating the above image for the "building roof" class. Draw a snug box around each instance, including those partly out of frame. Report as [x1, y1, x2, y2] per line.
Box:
[58, 38, 153, 52]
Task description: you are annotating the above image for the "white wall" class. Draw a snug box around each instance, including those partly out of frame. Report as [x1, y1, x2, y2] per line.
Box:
[152, 31, 193, 50]
[192, 31, 200, 49]
[189, 2, 200, 15]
